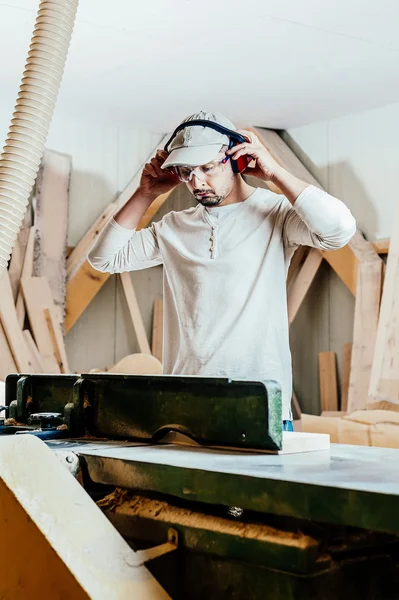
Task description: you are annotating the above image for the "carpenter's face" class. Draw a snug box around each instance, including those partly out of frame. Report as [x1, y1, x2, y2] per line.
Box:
[185, 151, 236, 207]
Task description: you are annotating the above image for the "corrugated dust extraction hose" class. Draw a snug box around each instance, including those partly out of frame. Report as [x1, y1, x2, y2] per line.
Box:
[0, 0, 79, 277]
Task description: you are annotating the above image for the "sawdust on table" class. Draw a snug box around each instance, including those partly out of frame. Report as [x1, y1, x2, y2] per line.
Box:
[98, 488, 316, 548]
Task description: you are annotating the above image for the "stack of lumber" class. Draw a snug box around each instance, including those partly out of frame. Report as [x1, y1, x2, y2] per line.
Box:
[1, 150, 72, 381]
[2, 140, 169, 381]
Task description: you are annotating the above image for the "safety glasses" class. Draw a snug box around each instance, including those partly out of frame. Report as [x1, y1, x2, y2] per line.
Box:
[170, 155, 231, 183]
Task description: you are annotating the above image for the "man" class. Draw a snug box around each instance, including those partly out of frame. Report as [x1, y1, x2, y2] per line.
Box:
[88, 111, 356, 429]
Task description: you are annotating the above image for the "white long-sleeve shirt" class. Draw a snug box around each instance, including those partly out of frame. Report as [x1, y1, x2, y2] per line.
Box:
[88, 185, 356, 419]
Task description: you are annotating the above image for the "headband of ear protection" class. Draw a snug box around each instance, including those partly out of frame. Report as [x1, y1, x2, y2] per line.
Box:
[164, 119, 250, 174]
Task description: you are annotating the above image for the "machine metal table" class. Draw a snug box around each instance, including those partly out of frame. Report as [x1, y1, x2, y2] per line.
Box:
[2, 373, 399, 599]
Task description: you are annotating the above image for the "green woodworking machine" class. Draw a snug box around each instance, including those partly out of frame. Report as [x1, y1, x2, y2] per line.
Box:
[1, 373, 399, 599]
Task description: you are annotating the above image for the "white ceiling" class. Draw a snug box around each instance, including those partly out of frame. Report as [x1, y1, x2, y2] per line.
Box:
[1, 0, 399, 132]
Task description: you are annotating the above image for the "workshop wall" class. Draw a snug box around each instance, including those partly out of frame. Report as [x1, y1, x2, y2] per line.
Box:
[284, 101, 399, 414]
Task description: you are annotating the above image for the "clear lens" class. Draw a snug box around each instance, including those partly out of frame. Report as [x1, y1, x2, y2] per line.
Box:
[173, 157, 229, 182]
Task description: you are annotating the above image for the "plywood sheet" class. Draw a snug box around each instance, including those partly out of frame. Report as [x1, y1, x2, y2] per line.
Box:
[34, 150, 71, 328]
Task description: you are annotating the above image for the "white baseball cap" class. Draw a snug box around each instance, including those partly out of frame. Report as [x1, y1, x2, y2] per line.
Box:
[162, 111, 237, 169]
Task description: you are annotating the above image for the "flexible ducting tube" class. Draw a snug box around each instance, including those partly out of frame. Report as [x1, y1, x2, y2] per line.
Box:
[0, 0, 79, 276]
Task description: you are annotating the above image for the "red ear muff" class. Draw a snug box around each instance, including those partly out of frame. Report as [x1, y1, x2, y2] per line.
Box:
[235, 154, 250, 174]
[229, 138, 250, 174]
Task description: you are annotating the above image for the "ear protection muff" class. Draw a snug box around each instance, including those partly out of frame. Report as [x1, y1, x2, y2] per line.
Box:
[164, 119, 251, 175]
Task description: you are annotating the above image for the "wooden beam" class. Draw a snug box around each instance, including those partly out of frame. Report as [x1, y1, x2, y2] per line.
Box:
[286, 246, 308, 288]
[0, 271, 35, 372]
[23, 330, 44, 373]
[16, 225, 36, 327]
[0, 322, 17, 380]
[44, 308, 70, 373]
[320, 245, 358, 296]
[34, 150, 71, 328]
[152, 299, 163, 363]
[369, 204, 399, 405]
[21, 277, 64, 374]
[8, 226, 30, 301]
[347, 261, 383, 412]
[287, 248, 323, 325]
[319, 352, 338, 412]
[372, 238, 389, 255]
[65, 135, 171, 334]
[341, 343, 352, 412]
[120, 272, 151, 355]
[66, 203, 115, 280]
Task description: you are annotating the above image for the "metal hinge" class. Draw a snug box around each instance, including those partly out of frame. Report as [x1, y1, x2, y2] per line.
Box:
[135, 528, 178, 566]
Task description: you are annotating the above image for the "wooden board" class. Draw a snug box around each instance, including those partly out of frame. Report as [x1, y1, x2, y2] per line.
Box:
[44, 308, 70, 373]
[8, 226, 30, 301]
[21, 277, 67, 374]
[16, 226, 35, 327]
[0, 435, 171, 599]
[287, 248, 323, 325]
[66, 203, 115, 280]
[23, 330, 44, 373]
[0, 270, 35, 372]
[34, 150, 71, 328]
[341, 343, 352, 412]
[369, 203, 399, 405]
[320, 245, 358, 296]
[65, 135, 170, 334]
[0, 322, 17, 380]
[152, 299, 163, 363]
[348, 260, 383, 412]
[318, 352, 338, 412]
[286, 246, 308, 288]
[372, 239, 389, 255]
[108, 353, 162, 375]
[120, 272, 151, 355]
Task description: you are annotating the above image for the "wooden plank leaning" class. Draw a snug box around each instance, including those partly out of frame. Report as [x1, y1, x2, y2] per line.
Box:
[64, 135, 171, 334]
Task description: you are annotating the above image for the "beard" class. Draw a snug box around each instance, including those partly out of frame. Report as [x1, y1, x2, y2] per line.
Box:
[194, 190, 224, 207]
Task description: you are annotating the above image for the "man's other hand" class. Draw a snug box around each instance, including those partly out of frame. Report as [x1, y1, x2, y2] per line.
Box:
[139, 150, 180, 200]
